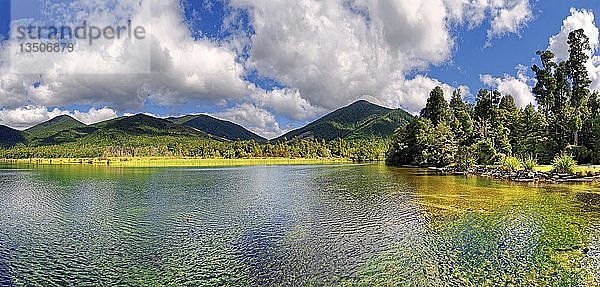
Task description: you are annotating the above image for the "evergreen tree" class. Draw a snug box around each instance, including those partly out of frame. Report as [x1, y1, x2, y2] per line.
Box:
[532, 50, 558, 118]
[514, 104, 549, 161]
[449, 90, 474, 146]
[420, 86, 450, 126]
[567, 28, 592, 145]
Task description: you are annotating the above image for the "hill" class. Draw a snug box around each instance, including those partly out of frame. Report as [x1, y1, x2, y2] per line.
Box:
[24, 115, 86, 141]
[0, 125, 26, 148]
[18, 114, 224, 146]
[85, 114, 217, 140]
[275, 100, 413, 141]
[167, 114, 266, 142]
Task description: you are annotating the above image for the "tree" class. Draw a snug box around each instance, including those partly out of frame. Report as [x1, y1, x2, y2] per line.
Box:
[567, 28, 592, 145]
[386, 117, 434, 166]
[420, 86, 450, 126]
[498, 95, 520, 154]
[449, 90, 474, 146]
[513, 104, 549, 161]
[532, 50, 558, 118]
[450, 89, 468, 111]
[474, 89, 495, 121]
[428, 122, 458, 167]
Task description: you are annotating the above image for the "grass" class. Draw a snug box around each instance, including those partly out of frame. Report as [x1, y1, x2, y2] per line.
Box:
[534, 165, 600, 174]
[0, 157, 352, 167]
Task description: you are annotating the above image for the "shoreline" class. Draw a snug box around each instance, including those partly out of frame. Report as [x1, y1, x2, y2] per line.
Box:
[0, 157, 354, 168]
[432, 166, 600, 183]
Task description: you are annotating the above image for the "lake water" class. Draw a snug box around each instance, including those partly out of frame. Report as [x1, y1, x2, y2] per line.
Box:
[0, 164, 599, 286]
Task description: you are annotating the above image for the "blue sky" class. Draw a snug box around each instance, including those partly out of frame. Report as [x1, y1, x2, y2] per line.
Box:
[431, 1, 599, 92]
[179, 0, 600, 98]
[0, 0, 600, 138]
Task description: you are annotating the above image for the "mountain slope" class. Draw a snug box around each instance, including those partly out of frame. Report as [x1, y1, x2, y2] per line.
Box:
[0, 125, 26, 148]
[276, 100, 413, 141]
[89, 114, 215, 139]
[24, 115, 87, 140]
[168, 114, 266, 142]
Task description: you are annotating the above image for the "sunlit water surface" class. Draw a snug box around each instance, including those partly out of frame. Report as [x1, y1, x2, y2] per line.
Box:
[0, 164, 598, 286]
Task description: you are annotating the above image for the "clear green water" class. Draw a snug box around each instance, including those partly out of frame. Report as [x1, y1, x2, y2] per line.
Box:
[0, 164, 598, 286]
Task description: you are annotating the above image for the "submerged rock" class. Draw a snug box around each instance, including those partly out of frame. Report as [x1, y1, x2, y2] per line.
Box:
[436, 166, 600, 184]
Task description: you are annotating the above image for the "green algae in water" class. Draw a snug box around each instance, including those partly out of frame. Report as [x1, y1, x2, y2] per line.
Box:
[0, 164, 598, 286]
[349, 169, 598, 286]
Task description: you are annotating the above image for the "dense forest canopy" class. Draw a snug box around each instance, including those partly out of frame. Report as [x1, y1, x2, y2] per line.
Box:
[387, 28, 600, 168]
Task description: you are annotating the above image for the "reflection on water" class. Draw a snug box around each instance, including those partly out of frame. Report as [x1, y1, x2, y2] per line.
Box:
[0, 164, 598, 286]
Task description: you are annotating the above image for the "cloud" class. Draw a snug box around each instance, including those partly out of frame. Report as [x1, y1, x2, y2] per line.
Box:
[480, 65, 535, 108]
[444, 0, 533, 39]
[213, 103, 285, 139]
[0, 106, 117, 129]
[0, 0, 251, 111]
[371, 75, 469, 114]
[229, 0, 455, 114]
[487, 0, 532, 39]
[548, 8, 599, 61]
[249, 87, 323, 121]
[0, 0, 536, 134]
[229, 0, 530, 117]
[547, 8, 600, 91]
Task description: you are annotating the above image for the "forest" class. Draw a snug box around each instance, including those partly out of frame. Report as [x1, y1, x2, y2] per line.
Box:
[0, 136, 388, 163]
[387, 28, 600, 168]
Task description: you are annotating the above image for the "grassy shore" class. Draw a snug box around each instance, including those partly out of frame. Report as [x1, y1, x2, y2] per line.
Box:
[0, 157, 353, 167]
[534, 165, 600, 174]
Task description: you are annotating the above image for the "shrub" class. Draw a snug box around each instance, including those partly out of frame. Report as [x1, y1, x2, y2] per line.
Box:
[455, 146, 476, 171]
[472, 140, 497, 165]
[500, 155, 521, 171]
[565, 145, 590, 164]
[521, 155, 537, 171]
[552, 154, 577, 174]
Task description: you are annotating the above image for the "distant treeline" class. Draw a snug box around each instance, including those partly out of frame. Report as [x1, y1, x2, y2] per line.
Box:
[0, 136, 388, 162]
[387, 28, 600, 167]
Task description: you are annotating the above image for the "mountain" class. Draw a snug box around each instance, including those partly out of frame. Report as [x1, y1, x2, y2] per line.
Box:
[24, 115, 86, 140]
[167, 114, 266, 142]
[0, 125, 26, 148]
[89, 116, 127, 129]
[18, 114, 222, 146]
[1, 100, 410, 149]
[88, 114, 216, 139]
[276, 100, 413, 141]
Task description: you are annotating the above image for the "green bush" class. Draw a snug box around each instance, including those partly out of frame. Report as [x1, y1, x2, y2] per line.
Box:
[552, 154, 577, 174]
[565, 145, 590, 164]
[472, 140, 497, 165]
[521, 155, 537, 171]
[455, 146, 475, 171]
[500, 155, 521, 171]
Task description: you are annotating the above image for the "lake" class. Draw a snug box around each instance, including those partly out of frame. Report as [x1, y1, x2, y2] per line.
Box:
[0, 164, 598, 286]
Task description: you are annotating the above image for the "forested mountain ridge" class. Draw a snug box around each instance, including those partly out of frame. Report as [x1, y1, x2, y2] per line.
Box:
[0, 101, 400, 161]
[24, 115, 87, 143]
[167, 114, 266, 142]
[93, 114, 212, 138]
[276, 100, 414, 141]
[0, 125, 25, 148]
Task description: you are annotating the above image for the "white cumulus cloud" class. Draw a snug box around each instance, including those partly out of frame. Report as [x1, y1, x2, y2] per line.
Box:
[480, 65, 535, 108]
[0, 106, 117, 129]
[547, 8, 600, 91]
[0, 0, 537, 136]
[213, 103, 285, 139]
[444, 0, 533, 40]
